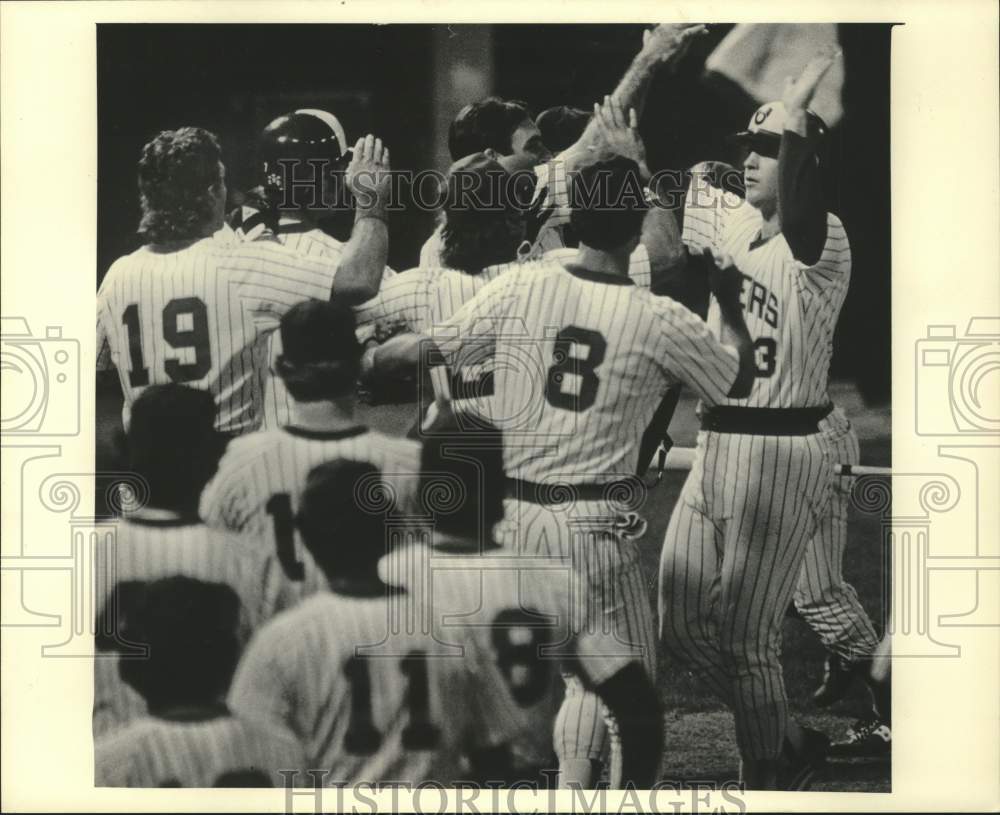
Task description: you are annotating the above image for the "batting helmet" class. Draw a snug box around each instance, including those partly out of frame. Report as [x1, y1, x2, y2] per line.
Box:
[258, 108, 349, 192]
[729, 101, 827, 159]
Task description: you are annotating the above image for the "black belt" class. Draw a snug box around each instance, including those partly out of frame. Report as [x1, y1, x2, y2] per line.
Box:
[505, 478, 631, 505]
[700, 404, 833, 436]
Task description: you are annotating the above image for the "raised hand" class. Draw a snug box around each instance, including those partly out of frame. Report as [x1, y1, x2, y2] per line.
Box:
[640, 23, 708, 66]
[346, 134, 392, 214]
[592, 96, 650, 179]
[782, 48, 841, 114]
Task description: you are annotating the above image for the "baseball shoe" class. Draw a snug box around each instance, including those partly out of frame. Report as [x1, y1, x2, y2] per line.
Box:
[812, 653, 857, 707]
[829, 718, 891, 758]
[779, 726, 830, 790]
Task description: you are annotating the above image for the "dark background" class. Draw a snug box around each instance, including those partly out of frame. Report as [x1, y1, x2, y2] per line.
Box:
[98, 23, 892, 403]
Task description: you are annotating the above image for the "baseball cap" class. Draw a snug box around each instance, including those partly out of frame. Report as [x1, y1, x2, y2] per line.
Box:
[443, 152, 519, 225]
[278, 299, 361, 366]
[729, 101, 827, 158]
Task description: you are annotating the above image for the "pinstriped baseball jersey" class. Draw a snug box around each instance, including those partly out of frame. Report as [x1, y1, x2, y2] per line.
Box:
[682, 183, 851, 407]
[399, 249, 653, 335]
[97, 234, 343, 434]
[378, 539, 637, 769]
[233, 209, 397, 428]
[92, 517, 283, 738]
[95, 711, 305, 787]
[199, 426, 422, 603]
[228, 590, 474, 784]
[435, 262, 739, 481]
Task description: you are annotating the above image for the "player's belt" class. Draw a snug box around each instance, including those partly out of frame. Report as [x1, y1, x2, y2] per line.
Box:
[505, 478, 630, 504]
[700, 404, 833, 436]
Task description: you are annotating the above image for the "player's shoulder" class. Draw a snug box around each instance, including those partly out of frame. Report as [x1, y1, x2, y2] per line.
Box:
[218, 428, 286, 466]
[101, 244, 157, 286]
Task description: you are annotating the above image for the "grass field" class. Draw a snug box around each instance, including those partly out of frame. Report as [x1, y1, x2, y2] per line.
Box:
[96, 379, 891, 792]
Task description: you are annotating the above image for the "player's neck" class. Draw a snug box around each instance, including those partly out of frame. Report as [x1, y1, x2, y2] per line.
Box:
[288, 398, 360, 433]
[575, 244, 630, 277]
[759, 206, 781, 239]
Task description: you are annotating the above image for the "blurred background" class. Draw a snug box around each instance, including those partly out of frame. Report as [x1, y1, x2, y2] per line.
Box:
[98, 23, 892, 403]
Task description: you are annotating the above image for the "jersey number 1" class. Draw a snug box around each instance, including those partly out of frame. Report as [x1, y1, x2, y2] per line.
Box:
[343, 652, 441, 755]
[122, 298, 212, 386]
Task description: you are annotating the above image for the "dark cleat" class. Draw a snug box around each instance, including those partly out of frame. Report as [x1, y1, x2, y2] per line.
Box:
[829, 718, 891, 759]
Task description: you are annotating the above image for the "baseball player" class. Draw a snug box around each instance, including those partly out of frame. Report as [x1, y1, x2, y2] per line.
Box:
[357, 103, 685, 424]
[96, 126, 390, 435]
[419, 96, 555, 268]
[228, 460, 475, 785]
[378, 411, 663, 787]
[93, 385, 284, 737]
[230, 109, 397, 428]
[368, 155, 755, 787]
[198, 299, 422, 606]
[657, 51, 862, 789]
[96, 576, 305, 788]
[685, 160, 891, 750]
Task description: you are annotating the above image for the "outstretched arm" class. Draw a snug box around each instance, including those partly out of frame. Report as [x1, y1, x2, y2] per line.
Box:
[562, 24, 708, 169]
[334, 135, 392, 303]
[778, 50, 840, 266]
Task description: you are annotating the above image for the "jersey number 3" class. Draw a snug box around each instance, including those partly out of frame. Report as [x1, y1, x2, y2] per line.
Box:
[122, 298, 212, 386]
[753, 337, 777, 378]
[545, 326, 607, 412]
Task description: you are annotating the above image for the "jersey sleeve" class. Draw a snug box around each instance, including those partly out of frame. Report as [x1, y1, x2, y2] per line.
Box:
[792, 212, 852, 295]
[228, 623, 297, 736]
[96, 271, 118, 372]
[647, 294, 740, 405]
[226, 242, 341, 321]
[353, 269, 432, 336]
[432, 270, 521, 361]
[198, 441, 254, 531]
[419, 226, 444, 268]
[681, 177, 746, 255]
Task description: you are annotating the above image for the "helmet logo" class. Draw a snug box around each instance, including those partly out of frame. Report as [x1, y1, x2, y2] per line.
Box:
[754, 106, 771, 125]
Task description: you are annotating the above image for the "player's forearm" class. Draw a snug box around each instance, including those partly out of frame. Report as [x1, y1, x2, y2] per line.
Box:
[334, 215, 389, 304]
[642, 192, 687, 290]
[563, 51, 661, 168]
[778, 122, 827, 266]
[597, 662, 663, 787]
[716, 298, 755, 398]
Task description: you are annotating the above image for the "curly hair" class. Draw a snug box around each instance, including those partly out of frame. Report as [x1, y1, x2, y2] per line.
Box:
[137, 127, 223, 243]
[440, 211, 524, 274]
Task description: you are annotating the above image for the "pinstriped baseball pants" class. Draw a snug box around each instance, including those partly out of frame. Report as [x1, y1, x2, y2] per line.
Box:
[498, 497, 658, 764]
[658, 428, 831, 760]
[794, 409, 881, 663]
